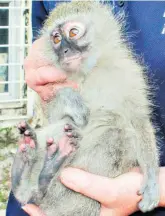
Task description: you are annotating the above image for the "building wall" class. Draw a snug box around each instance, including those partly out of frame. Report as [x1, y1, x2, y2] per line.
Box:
[0, 0, 33, 127]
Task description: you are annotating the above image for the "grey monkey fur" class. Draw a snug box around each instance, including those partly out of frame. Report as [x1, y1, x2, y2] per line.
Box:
[12, 1, 160, 215]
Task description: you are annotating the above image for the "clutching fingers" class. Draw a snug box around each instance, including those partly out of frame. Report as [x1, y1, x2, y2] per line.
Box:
[38, 81, 78, 101]
[60, 168, 116, 207]
[53, 80, 78, 91]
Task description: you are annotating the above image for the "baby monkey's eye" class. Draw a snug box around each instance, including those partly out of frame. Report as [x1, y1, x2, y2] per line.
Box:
[69, 28, 79, 38]
[52, 33, 62, 44]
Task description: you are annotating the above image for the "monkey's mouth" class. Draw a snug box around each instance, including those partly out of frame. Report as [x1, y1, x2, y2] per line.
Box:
[62, 56, 82, 64]
[61, 56, 82, 72]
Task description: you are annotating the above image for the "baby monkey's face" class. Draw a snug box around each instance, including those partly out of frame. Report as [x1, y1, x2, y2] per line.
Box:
[50, 20, 91, 73]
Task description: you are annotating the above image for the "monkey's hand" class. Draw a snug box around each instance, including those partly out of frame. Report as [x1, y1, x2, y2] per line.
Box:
[137, 171, 160, 212]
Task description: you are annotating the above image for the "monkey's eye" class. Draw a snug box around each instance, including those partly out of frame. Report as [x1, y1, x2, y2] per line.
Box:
[52, 33, 62, 44]
[69, 28, 79, 38]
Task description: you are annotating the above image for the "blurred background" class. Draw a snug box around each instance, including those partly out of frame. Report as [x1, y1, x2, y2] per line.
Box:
[0, 0, 32, 212]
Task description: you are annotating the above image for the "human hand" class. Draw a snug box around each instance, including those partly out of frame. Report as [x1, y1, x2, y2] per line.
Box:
[60, 168, 143, 216]
[24, 37, 78, 101]
[22, 204, 45, 216]
[61, 167, 165, 215]
[22, 167, 165, 216]
[22, 168, 143, 216]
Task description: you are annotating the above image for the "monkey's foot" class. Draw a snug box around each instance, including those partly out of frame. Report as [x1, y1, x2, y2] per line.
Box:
[138, 177, 159, 212]
[17, 121, 37, 163]
[39, 124, 79, 195]
[12, 122, 37, 192]
[45, 123, 79, 159]
[17, 121, 36, 153]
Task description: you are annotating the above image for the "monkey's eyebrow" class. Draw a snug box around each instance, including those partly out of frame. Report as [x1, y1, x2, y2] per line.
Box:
[57, 23, 63, 29]
[58, 23, 68, 31]
[52, 23, 65, 35]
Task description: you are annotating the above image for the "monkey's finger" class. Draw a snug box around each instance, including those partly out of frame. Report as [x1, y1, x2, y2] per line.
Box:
[60, 168, 116, 206]
[64, 124, 73, 131]
[17, 121, 26, 134]
[29, 139, 36, 149]
[22, 204, 46, 216]
[19, 143, 26, 152]
[46, 137, 54, 146]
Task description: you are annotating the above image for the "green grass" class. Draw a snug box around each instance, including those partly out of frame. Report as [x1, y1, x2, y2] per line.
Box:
[0, 167, 10, 209]
[0, 126, 17, 210]
[0, 127, 17, 148]
[0, 155, 5, 161]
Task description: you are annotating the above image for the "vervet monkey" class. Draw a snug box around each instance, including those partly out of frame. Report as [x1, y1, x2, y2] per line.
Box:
[11, 1, 160, 215]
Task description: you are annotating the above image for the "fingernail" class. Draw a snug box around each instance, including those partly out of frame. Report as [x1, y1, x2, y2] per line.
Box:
[60, 168, 90, 192]
[21, 206, 27, 211]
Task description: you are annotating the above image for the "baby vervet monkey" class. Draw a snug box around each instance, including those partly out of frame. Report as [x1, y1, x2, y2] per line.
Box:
[12, 1, 160, 215]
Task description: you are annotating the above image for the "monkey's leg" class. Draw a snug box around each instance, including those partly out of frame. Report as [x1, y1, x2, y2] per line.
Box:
[133, 120, 159, 212]
[12, 121, 37, 192]
[39, 124, 79, 196]
[13, 121, 79, 205]
[40, 128, 122, 216]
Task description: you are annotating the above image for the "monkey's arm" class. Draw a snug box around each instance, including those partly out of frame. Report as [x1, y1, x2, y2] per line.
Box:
[131, 117, 159, 212]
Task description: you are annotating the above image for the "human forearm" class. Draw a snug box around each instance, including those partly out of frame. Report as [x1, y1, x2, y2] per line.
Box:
[158, 167, 165, 207]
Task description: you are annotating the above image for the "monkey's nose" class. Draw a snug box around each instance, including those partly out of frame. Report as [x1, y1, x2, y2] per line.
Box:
[64, 49, 69, 54]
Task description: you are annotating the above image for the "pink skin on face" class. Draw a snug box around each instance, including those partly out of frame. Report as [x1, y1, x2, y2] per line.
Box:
[62, 21, 85, 40]
[52, 22, 86, 73]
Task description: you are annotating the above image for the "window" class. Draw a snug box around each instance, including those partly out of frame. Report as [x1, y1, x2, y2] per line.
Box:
[0, 2, 9, 94]
[0, 0, 32, 125]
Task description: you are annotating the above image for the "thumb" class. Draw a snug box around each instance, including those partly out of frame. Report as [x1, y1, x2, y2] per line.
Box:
[60, 168, 116, 206]
[22, 204, 45, 216]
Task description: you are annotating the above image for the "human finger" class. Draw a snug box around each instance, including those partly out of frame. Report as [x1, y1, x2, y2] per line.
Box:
[60, 168, 117, 206]
[22, 204, 45, 216]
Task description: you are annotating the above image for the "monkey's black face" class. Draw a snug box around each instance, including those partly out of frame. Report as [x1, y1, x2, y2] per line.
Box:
[50, 21, 91, 72]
